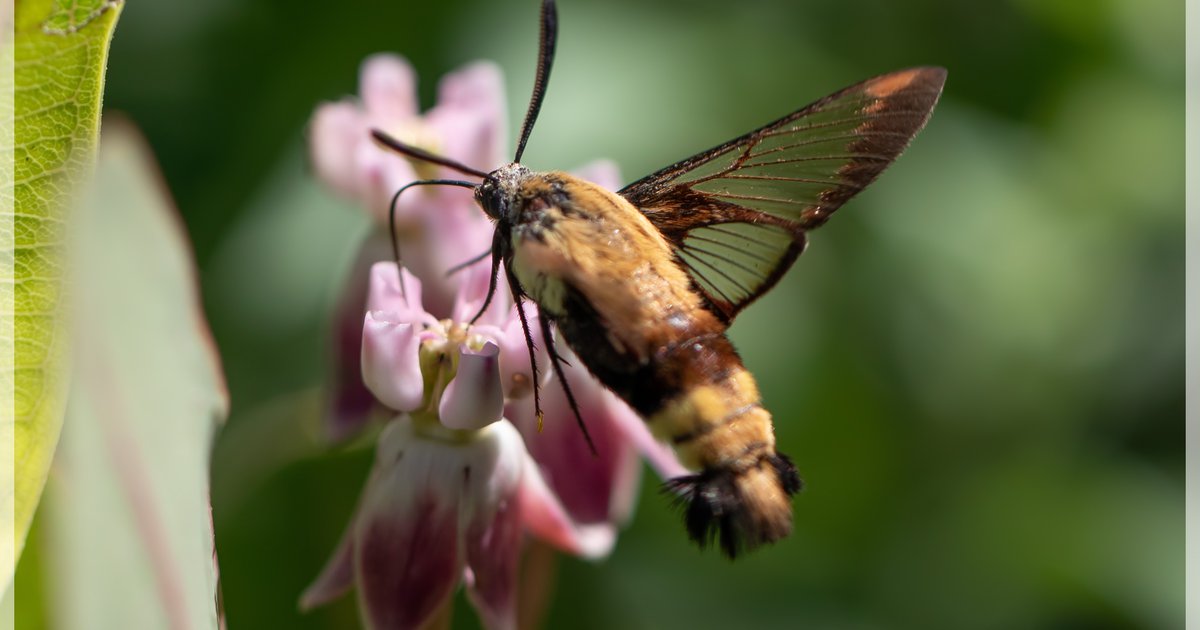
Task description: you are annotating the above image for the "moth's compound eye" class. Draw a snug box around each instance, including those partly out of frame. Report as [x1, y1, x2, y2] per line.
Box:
[476, 182, 502, 219]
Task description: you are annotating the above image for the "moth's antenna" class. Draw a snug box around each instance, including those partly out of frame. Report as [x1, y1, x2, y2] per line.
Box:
[513, 0, 557, 163]
[372, 127, 489, 297]
[372, 129, 491, 179]
[387, 178, 478, 298]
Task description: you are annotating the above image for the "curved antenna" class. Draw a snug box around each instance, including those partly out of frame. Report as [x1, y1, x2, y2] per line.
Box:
[513, 0, 558, 163]
[372, 129, 491, 179]
[387, 178, 478, 298]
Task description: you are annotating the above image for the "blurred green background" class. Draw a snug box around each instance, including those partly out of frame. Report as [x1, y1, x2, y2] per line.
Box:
[22, 0, 1184, 628]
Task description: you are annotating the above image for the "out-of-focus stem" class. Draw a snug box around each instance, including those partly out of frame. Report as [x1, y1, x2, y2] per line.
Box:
[518, 540, 559, 630]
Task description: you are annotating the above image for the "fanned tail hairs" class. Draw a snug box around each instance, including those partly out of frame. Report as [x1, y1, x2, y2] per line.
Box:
[374, 0, 945, 557]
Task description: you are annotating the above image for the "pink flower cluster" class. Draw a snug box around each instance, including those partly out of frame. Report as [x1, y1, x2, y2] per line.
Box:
[303, 55, 682, 630]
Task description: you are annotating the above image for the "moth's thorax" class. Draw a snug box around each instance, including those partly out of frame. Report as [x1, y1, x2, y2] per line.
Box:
[504, 171, 712, 364]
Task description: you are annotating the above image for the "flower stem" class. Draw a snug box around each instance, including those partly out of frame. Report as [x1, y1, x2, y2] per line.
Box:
[517, 540, 559, 630]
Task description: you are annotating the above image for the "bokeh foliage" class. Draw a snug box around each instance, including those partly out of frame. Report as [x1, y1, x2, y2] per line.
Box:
[19, 0, 1182, 628]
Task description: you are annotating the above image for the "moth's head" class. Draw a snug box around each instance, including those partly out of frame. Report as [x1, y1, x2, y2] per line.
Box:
[476, 162, 531, 222]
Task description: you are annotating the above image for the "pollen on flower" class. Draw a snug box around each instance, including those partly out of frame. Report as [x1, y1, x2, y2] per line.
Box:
[508, 372, 532, 399]
[445, 320, 470, 346]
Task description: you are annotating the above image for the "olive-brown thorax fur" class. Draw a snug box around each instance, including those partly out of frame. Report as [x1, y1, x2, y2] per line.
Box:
[475, 164, 801, 557]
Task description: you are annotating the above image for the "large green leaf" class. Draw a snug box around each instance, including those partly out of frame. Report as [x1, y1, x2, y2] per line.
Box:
[1, 0, 123, 591]
[42, 122, 227, 629]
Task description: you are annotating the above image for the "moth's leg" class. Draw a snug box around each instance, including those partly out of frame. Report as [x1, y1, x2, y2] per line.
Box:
[446, 249, 491, 277]
[505, 265, 543, 428]
[470, 233, 505, 326]
[537, 307, 598, 456]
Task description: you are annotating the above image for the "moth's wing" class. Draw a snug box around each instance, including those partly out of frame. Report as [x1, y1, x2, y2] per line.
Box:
[620, 67, 946, 322]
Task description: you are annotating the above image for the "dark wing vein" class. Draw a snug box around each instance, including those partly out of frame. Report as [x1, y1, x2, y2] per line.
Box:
[744, 131, 918, 161]
[678, 251, 738, 307]
[722, 174, 845, 183]
[684, 234, 774, 264]
[683, 243, 769, 278]
[679, 250, 755, 297]
[704, 189, 853, 204]
[757, 108, 942, 138]
[744, 154, 895, 166]
[620, 66, 947, 322]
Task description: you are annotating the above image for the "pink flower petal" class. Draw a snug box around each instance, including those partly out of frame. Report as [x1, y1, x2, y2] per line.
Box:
[383, 235, 449, 317]
[547, 343, 689, 483]
[354, 421, 468, 630]
[357, 136, 419, 223]
[450, 257, 511, 328]
[440, 342, 504, 431]
[517, 452, 616, 559]
[503, 414, 615, 559]
[497, 302, 551, 400]
[367, 263, 435, 325]
[425, 107, 499, 182]
[324, 234, 392, 442]
[431, 61, 506, 167]
[453, 421, 614, 560]
[355, 492, 460, 630]
[360, 53, 418, 123]
[507, 339, 687, 527]
[309, 101, 368, 199]
[463, 494, 521, 630]
[460, 420, 523, 511]
[411, 203, 495, 317]
[437, 61, 503, 110]
[510, 353, 640, 526]
[361, 314, 424, 412]
[448, 253, 494, 325]
[604, 391, 691, 481]
[458, 420, 525, 630]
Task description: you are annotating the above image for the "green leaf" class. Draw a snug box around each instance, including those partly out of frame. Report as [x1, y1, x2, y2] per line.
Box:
[1, 0, 122, 588]
[42, 122, 227, 629]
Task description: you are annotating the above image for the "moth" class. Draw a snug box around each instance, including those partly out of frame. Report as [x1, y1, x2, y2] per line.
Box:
[374, 0, 945, 557]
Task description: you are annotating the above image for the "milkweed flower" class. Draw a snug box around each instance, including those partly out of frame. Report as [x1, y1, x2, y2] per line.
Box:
[302, 264, 616, 630]
[305, 54, 687, 628]
[312, 54, 505, 441]
[311, 54, 621, 442]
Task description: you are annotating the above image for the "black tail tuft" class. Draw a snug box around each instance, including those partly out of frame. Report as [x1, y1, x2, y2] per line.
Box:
[664, 471, 743, 557]
[663, 452, 803, 559]
[771, 452, 803, 495]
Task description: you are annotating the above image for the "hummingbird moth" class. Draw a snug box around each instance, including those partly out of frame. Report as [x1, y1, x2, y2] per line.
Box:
[373, 0, 945, 557]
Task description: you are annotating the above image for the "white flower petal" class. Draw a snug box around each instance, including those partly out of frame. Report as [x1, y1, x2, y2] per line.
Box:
[361, 314, 424, 412]
[440, 342, 504, 431]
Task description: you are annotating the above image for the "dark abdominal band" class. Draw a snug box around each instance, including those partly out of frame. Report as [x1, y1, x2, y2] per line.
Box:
[671, 401, 764, 445]
[554, 283, 748, 429]
[554, 284, 801, 556]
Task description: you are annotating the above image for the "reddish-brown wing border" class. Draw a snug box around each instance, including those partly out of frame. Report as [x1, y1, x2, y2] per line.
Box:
[620, 67, 947, 322]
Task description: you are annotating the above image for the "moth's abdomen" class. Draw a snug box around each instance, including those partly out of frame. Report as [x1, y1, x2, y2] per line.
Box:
[550, 277, 800, 558]
[649, 336, 801, 558]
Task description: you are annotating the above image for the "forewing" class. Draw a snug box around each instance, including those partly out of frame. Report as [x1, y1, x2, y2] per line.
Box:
[621, 67, 946, 321]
